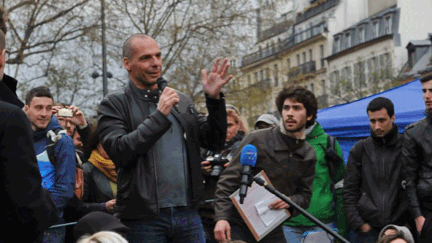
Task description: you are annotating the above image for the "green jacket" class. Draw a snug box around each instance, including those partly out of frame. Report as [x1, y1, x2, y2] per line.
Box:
[284, 122, 349, 239]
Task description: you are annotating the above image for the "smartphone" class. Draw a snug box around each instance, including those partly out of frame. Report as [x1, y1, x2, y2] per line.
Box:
[58, 108, 73, 118]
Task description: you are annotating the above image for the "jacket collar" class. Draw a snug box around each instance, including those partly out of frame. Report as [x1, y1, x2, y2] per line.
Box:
[33, 116, 64, 142]
[0, 74, 24, 108]
[273, 127, 305, 154]
[425, 109, 432, 122]
[127, 80, 161, 102]
[305, 122, 325, 140]
[370, 124, 399, 146]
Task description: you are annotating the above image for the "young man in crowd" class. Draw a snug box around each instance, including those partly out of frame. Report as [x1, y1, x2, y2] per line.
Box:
[344, 97, 408, 243]
[402, 74, 432, 242]
[214, 86, 317, 242]
[283, 98, 348, 241]
[24, 86, 76, 243]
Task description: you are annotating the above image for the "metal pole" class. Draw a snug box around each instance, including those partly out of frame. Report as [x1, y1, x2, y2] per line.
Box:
[101, 0, 108, 97]
[253, 177, 350, 243]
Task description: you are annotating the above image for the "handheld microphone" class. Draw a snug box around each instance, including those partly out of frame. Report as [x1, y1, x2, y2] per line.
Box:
[239, 144, 257, 204]
[157, 77, 168, 91]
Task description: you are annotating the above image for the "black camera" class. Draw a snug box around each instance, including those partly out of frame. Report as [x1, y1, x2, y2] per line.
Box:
[207, 154, 230, 177]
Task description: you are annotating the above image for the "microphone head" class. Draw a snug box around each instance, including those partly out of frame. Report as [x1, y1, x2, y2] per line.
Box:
[240, 144, 257, 167]
[157, 77, 168, 91]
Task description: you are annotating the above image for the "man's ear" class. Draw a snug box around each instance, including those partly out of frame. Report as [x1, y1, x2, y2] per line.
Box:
[24, 104, 29, 114]
[306, 114, 313, 122]
[123, 57, 130, 72]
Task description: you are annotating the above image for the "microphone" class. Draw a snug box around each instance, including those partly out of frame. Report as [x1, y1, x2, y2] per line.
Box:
[239, 144, 257, 204]
[157, 77, 168, 91]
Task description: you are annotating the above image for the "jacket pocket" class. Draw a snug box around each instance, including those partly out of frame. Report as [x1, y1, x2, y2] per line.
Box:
[417, 172, 432, 200]
[357, 192, 379, 223]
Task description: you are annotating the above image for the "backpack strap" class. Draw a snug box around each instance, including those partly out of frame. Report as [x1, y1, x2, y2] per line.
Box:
[46, 129, 67, 167]
[325, 135, 345, 184]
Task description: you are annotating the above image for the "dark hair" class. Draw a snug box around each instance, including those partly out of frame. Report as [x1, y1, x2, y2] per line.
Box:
[275, 85, 317, 127]
[420, 74, 432, 83]
[25, 86, 53, 105]
[367, 97, 394, 117]
[376, 232, 408, 243]
[86, 124, 100, 153]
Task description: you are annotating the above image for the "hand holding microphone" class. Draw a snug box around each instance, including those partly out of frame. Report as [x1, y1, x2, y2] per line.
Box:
[157, 78, 179, 116]
[239, 144, 257, 204]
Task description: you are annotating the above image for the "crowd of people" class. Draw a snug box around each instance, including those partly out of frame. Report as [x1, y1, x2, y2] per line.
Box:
[2, 5, 432, 243]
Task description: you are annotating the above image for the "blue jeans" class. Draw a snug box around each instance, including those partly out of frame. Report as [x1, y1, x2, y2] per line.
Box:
[348, 227, 380, 243]
[283, 222, 336, 243]
[43, 218, 66, 243]
[122, 207, 205, 243]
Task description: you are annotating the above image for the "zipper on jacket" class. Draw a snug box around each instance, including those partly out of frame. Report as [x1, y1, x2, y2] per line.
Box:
[148, 102, 160, 213]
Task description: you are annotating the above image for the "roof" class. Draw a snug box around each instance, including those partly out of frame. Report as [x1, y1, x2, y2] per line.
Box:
[407, 40, 432, 47]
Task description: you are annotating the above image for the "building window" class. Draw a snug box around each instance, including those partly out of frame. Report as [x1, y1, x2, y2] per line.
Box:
[334, 36, 341, 52]
[345, 33, 351, 49]
[373, 21, 379, 38]
[367, 58, 374, 84]
[247, 75, 251, 86]
[384, 15, 392, 34]
[297, 54, 301, 66]
[384, 53, 392, 76]
[321, 80, 326, 95]
[302, 52, 307, 64]
[254, 72, 258, 83]
[274, 64, 279, 87]
[358, 26, 365, 43]
[309, 49, 313, 62]
[320, 45, 325, 69]
[310, 83, 315, 93]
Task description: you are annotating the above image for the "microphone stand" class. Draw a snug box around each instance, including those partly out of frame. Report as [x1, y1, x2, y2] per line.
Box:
[253, 177, 350, 243]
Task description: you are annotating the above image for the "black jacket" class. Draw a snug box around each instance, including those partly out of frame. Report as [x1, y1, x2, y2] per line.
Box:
[0, 101, 58, 242]
[0, 74, 24, 108]
[343, 125, 407, 231]
[402, 115, 432, 218]
[98, 80, 227, 219]
[82, 162, 115, 209]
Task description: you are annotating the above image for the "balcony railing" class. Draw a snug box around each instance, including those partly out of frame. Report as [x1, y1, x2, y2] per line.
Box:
[288, 61, 316, 79]
[253, 78, 272, 90]
[259, 20, 293, 42]
[296, 0, 340, 24]
[241, 22, 327, 67]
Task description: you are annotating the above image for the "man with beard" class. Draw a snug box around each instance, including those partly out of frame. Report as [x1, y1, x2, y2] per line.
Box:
[402, 74, 432, 242]
[98, 34, 231, 243]
[344, 97, 408, 243]
[213, 86, 317, 243]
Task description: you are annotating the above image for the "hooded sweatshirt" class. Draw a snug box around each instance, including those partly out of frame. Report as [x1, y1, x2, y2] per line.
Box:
[34, 116, 76, 218]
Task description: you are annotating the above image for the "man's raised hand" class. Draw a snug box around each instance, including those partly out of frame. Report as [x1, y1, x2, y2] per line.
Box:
[201, 58, 233, 99]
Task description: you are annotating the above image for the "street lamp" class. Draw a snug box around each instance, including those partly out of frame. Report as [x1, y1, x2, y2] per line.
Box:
[92, 71, 113, 96]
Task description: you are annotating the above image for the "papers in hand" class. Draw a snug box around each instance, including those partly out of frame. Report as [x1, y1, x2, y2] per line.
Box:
[254, 195, 284, 226]
[229, 170, 290, 241]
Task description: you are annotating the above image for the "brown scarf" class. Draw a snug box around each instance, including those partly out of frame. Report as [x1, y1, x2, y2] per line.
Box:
[88, 150, 117, 183]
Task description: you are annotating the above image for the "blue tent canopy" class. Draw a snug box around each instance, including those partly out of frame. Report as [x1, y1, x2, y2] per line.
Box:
[317, 79, 426, 161]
